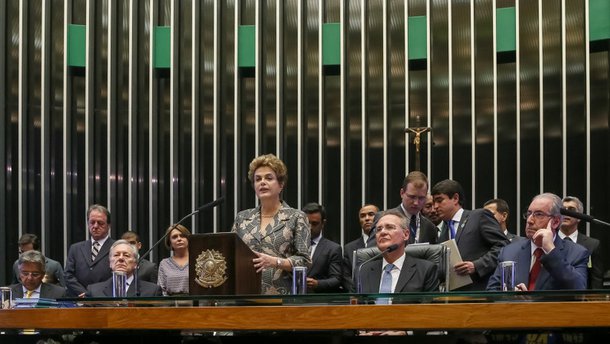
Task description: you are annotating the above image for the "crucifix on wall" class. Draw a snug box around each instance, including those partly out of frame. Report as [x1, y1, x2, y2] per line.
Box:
[405, 124, 431, 172]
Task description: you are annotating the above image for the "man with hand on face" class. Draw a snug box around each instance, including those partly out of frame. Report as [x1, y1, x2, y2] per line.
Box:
[86, 240, 162, 297]
[64, 204, 116, 297]
[487, 193, 589, 291]
[10, 250, 65, 299]
[302, 203, 343, 293]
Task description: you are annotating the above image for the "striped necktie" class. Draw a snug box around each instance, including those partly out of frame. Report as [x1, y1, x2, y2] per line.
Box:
[92, 241, 100, 261]
[377, 264, 395, 304]
[25, 290, 33, 298]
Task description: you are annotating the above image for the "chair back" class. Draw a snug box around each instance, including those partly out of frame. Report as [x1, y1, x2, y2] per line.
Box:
[353, 243, 450, 291]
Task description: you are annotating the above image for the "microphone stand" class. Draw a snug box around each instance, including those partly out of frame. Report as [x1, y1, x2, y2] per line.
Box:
[356, 244, 399, 294]
[134, 197, 225, 296]
[560, 208, 610, 228]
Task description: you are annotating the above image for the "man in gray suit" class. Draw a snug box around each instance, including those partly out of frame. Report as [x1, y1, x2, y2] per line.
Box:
[560, 196, 604, 289]
[10, 250, 65, 299]
[11, 233, 65, 287]
[64, 204, 116, 297]
[432, 179, 509, 291]
[86, 240, 162, 297]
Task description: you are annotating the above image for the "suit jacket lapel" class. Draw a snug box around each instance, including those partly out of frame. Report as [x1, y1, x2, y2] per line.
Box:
[394, 258, 417, 292]
[517, 241, 532, 285]
[365, 261, 383, 293]
[439, 222, 449, 242]
[454, 210, 470, 244]
[536, 236, 564, 289]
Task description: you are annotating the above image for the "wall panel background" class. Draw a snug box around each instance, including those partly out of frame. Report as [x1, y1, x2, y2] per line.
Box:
[1, 0, 609, 285]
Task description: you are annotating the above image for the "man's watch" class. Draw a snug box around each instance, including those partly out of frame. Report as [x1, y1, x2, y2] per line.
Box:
[276, 258, 282, 268]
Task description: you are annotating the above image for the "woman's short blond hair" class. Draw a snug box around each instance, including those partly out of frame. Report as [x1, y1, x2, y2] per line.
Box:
[247, 154, 288, 186]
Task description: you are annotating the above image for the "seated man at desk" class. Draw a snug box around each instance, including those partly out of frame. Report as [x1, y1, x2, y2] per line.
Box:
[359, 209, 440, 294]
[487, 193, 589, 291]
[10, 250, 66, 299]
[86, 240, 162, 297]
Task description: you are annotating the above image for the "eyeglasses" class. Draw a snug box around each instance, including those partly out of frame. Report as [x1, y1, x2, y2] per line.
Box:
[522, 211, 553, 221]
[19, 271, 43, 278]
[376, 224, 401, 232]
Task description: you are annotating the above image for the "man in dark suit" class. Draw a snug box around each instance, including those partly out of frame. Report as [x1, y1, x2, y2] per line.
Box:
[11, 233, 65, 287]
[360, 209, 439, 294]
[302, 203, 343, 293]
[342, 204, 379, 292]
[10, 250, 65, 299]
[560, 196, 603, 289]
[64, 204, 116, 297]
[121, 231, 158, 284]
[484, 198, 518, 241]
[86, 240, 162, 297]
[432, 179, 509, 290]
[369, 171, 438, 247]
[487, 193, 589, 291]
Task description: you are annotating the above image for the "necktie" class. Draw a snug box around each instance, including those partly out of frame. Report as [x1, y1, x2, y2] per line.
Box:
[377, 264, 395, 304]
[25, 290, 33, 298]
[409, 215, 417, 242]
[309, 240, 315, 256]
[564, 237, 573, 242]
[528, 248, 544, 291]
[447, 221, 456, 239]
[92, 241, 100, 261]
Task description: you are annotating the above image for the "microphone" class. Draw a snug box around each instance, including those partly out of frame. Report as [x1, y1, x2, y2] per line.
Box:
[356, 243, 399, 293]
[134, 196, 225, 296]
[560, 207, 610, 227]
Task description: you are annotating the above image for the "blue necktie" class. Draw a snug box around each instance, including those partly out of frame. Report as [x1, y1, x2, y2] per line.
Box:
[409, 215, 417, 242]
[377, 263, 395, 304]
[447, 221, 456, 239]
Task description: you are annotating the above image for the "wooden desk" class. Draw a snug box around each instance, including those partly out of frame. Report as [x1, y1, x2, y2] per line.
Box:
[1, 301, 610, 331]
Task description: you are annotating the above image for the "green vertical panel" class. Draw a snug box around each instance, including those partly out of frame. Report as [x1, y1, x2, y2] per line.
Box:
[238, 25, 255, 68]
[408, 16, 427, 60]
[322, 23, 340, 66]
[590, 0, 610, 41]
[67, 24, 86, 67]
[154, 26, 171, 68]
[497, 7, 516, 52]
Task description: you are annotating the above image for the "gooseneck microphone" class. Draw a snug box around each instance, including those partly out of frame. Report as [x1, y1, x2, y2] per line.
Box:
[356, 243, 400, 293]
[560, 207, 610, 228]
[134, 196, 225, 296]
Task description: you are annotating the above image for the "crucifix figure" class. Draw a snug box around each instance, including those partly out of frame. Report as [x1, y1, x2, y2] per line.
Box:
[405, 126, 431, 171]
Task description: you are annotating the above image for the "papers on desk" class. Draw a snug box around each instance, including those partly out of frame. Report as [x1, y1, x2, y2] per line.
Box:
[14, 298, 59, 308]
[441, 239, 473, 291]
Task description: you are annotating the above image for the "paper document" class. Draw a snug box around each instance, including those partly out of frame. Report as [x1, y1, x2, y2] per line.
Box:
[441, 239, 473, 290]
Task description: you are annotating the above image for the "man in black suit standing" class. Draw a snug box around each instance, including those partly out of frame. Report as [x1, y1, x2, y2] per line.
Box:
[64, 204, 116, 297]
[560, 196, 604, 289]
[302, 203, 343, 293]
[432, 179, 509, 291]
[484, 198, 518, 241]
[342, 204, 379, 291]
[121, 231, 158, 284]
[86, 240, 162, 297]
[10, 250, 65, 299]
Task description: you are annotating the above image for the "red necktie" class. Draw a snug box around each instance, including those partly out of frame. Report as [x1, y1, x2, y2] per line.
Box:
[528, 248, 544, 291]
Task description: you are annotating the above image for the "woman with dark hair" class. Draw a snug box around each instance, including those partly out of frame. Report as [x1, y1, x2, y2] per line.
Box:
[232, 154, 311, 294]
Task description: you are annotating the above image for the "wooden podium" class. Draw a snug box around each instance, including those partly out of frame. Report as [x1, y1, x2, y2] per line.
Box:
[188, 233, 261, 295]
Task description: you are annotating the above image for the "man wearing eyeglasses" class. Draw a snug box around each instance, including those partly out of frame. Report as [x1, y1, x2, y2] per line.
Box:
[10, 250, 65, 299]
[11, 233, 65, 287]
[487, 193, 589, 291]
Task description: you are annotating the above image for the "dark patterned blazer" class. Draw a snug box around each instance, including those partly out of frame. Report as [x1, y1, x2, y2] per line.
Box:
[64, 238, 116, 297]
[232, 201, 311, 295]
[10, 282, 66, 299]
[308, 237, 343, 293]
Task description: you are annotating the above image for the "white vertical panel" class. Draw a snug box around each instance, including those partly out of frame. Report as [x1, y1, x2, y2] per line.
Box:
[297, 0, 303, 207]
[339, 0, 346, 244]
[191, 0, 200, 233]
[516, 0, 522, 235]
[405, 2, 410, 173]
[319, 0, 324, 203]
[85, 0, 93, 219]
[169, 0, 177, 222]
[538, 0, 544, 192]
[492, 0, 498, 197]
[18, 0, 26, 238]
[41, 0, 50, 251]
[470, 0, 475, 208]
[128, 0, 136, 231]
[108, 0, 116, 213]
[382, 0, 388, 209]
[448, 0, 453, 179]
[585, 0, 591, 235]
[561, 0, 567, 196]
[255, 1, 260, 158]
[426, 0, 432, 177]
[360, 0, 366, 203]
[148, 0, 157, 247]
[215, 0, 222, 228]
[62, 0, 71, 261]
[277, 1, 283, 158]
